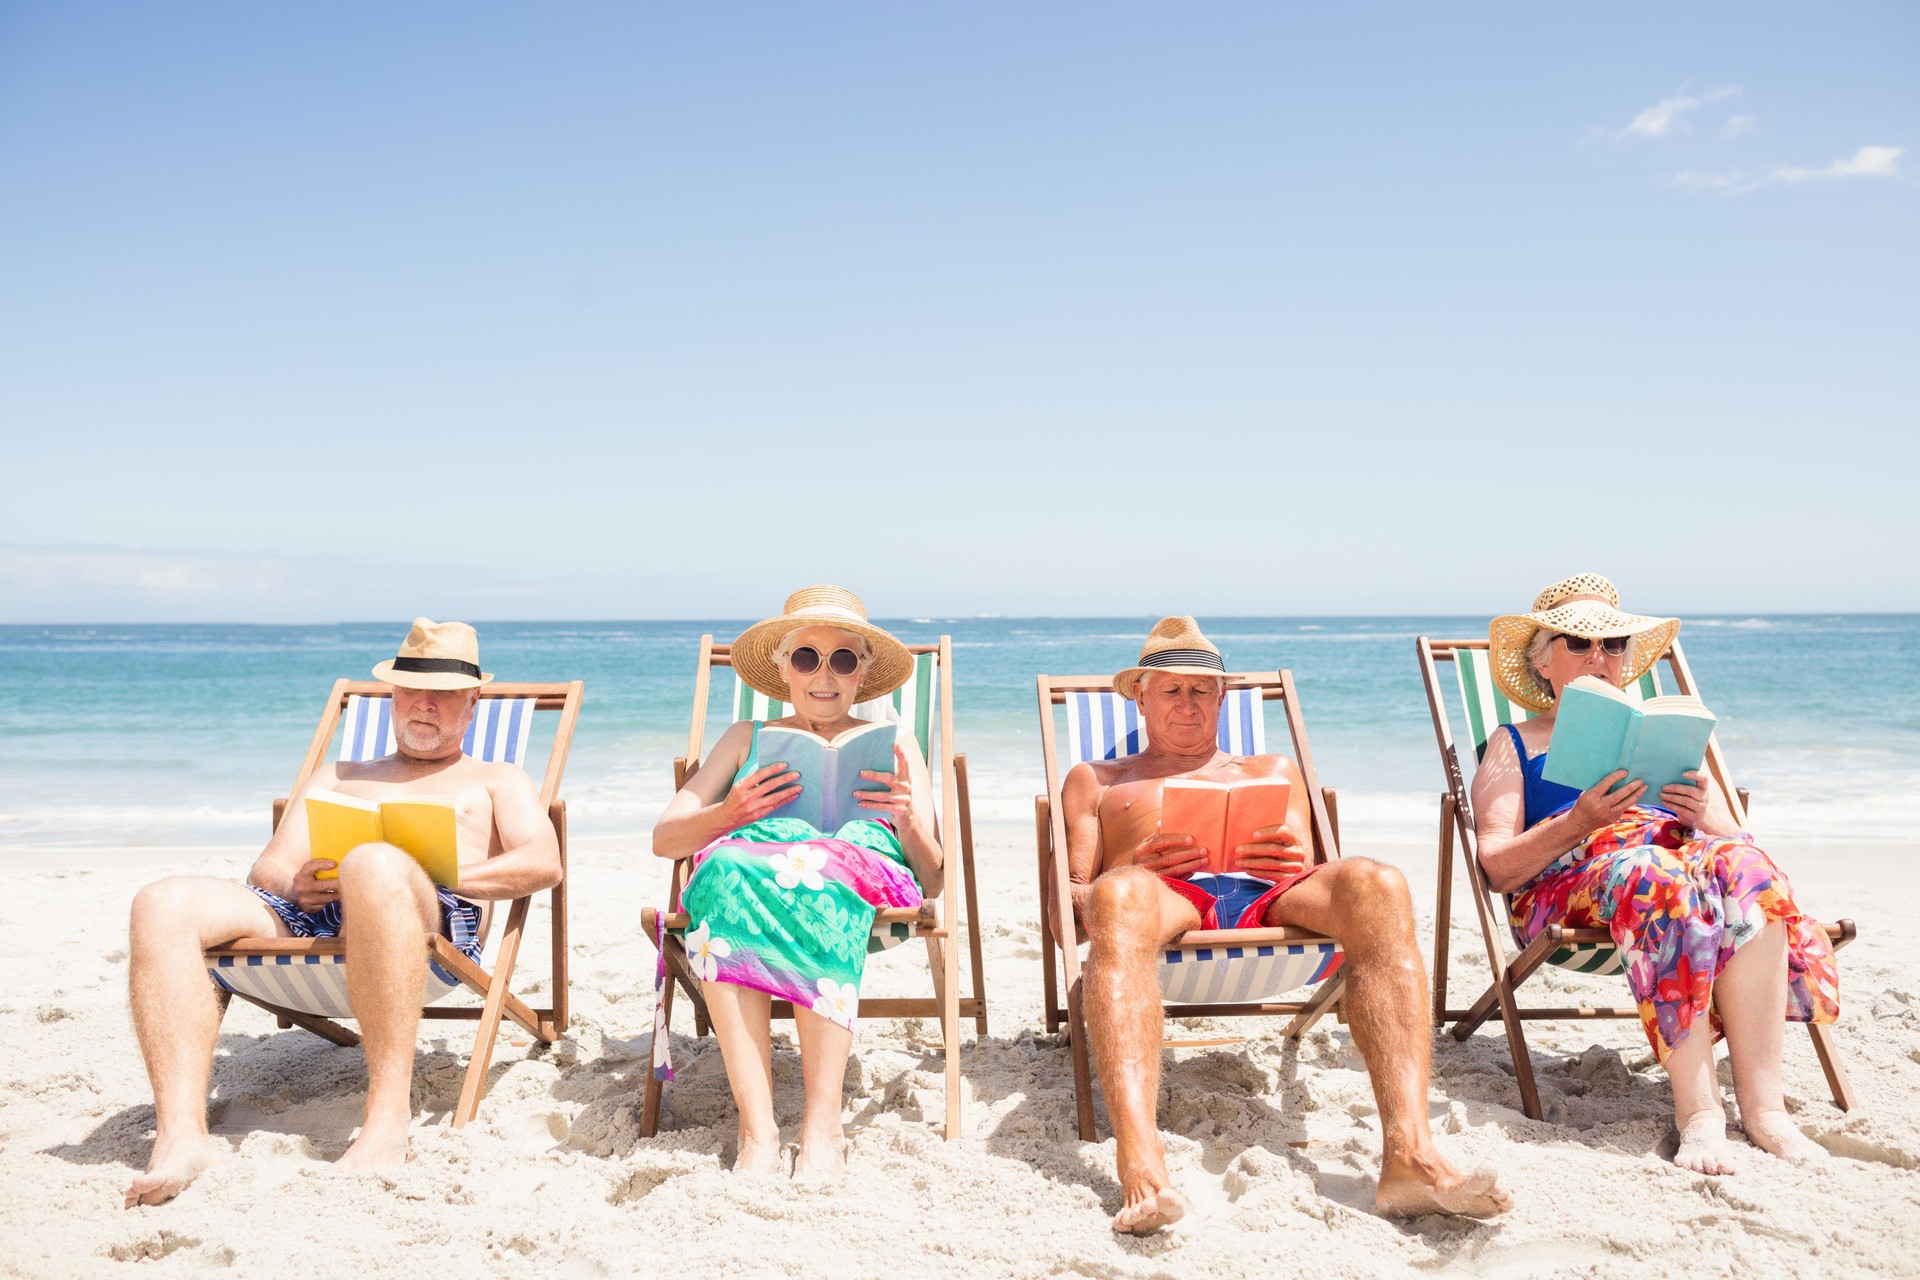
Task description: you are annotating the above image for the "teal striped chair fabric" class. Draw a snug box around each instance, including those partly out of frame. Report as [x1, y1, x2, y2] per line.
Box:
[209, 695, 535, 1013]
[1056, 689, 1339, 1003]
[1451, 649, 1668, 976]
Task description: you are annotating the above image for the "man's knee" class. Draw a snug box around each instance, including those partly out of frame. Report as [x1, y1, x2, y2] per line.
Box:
[1329, 858, 1413, 921]
[130, 876, 232, 948]
[337, 843, 433, 910]
[1085, 867, 1165, 945]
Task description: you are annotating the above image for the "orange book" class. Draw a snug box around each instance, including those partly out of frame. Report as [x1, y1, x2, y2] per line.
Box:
[1157, 778, 1292, 875]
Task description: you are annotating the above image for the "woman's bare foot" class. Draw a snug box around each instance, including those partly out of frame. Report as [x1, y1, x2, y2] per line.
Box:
[1674, 1114, 1742, 1175]
[335, 1115, 410, 1173]
[791, 1129, 848, 1181]
[1376, 1150, 1513, 1219]
[1744, 1112, 1831, 1173]
[124, 1133, 224, 1208]
[1112, 1181, 1189, 1235]
[732, 1129, 784, 1176]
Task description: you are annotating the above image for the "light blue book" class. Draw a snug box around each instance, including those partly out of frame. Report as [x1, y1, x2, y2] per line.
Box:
[757, 721, 897, 832]
[1542, 676, 1718, 799]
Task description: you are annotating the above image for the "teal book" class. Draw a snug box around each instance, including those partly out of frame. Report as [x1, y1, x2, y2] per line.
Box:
[757, 720, 898, 832]
[1542, 676, 1718, 799]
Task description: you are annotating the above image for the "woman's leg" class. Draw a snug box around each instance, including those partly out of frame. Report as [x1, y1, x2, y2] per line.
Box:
[703, 981, 782, 1174]
[1716, 920, 1829, 1168]
[1667, 1019, 1740, 1174]
[791, 1005, 854, 1179]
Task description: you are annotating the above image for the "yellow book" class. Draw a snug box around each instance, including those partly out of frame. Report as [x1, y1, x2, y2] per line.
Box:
[304, 789, 461, 889]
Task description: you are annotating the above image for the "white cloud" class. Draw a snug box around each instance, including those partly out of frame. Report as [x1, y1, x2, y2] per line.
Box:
[1720, 114, 1758, 139]
[1618, 86, 1742, 139]
[1671, 144, 1904, 195]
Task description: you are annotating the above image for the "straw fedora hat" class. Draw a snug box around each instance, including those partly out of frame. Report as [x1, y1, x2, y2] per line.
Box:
[372, 617, 494, 690]
[1114, 616, 1229, 699]
[1488, 573, 1678, 713]
[730, 586, 915, 704]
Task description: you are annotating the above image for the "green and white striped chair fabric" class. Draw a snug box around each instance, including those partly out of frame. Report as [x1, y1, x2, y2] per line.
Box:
[727, 650, 941, 953]
[1057, 688, 1340, 1003]
[1450, 648, 1666, 975]
[208, 695, 536, 1014]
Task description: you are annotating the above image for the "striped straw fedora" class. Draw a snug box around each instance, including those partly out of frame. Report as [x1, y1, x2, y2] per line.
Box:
[1114, 616, 1229, 700]
[730, 585, 915, 703]
[1488, 573, 1678, 713]
[371, 618, 494, 690]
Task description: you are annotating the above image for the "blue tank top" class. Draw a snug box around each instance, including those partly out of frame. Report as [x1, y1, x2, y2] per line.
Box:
[1499, 723, 1581, 830]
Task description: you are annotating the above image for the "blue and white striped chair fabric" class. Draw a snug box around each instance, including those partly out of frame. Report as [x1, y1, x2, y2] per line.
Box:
[209, 693, 538, 1013]
[1450, 649, 1671, 975]
[1059, 686, 1333, 1004]
[727, 652, 940, 955]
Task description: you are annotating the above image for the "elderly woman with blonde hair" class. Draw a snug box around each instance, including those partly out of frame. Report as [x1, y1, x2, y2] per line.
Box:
[652, 587, 943, 1178]
[1471, 573, 1838, 1175]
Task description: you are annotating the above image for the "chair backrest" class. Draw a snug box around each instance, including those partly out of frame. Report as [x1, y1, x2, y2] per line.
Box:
[1059, 687, 1265, 766]
[727, 650, 940, 760]
[338, 694, 539, 766]
[1451, 647, 1661, 765]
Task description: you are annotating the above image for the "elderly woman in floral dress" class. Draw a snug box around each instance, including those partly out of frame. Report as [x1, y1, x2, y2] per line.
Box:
[1471, 573, 1837, 1175]
[652, 587, 943, 1178]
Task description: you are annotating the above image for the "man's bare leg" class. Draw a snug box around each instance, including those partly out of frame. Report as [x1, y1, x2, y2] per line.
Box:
[1273, 859, 1511, 1218]
[703, 982, 783, 1174]
[335, 844, 438, 1172]
[125, 876, 287, 1207]
[791, 1006, 853, 1180]
[1082, 866, 1203, 1235]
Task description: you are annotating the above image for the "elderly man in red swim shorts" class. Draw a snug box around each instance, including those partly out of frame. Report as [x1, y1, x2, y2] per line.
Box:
[1056, 617, 1512, 1234]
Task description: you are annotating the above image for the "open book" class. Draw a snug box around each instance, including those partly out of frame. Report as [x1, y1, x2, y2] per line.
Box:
[304, 789, 461, 889]
[1157, 777, 1293, 876]
[1542, 676, 1718, 800]
[758, 720, 898, 833]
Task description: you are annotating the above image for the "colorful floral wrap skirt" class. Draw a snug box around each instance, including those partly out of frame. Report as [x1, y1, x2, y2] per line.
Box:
[651, 817, 921, 1080]
[1510, 806, 1839, 1061]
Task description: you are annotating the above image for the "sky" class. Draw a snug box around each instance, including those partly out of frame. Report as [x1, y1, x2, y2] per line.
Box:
[1, 3, 1915, 622]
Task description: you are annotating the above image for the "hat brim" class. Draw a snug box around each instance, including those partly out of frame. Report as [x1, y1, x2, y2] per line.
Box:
[1114, 663, 1231, 700]
[1487, 607, 1679, 713]
[371, 660, 493, 691]
[730, 614, 915, 705]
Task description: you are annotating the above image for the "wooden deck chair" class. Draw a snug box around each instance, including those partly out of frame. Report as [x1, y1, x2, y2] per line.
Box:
[1035, 672, 1348, 1142]
[1416, 636, 1857, 1120]
[204, 678, 584, 1127]
[640, 637, 985, 1140]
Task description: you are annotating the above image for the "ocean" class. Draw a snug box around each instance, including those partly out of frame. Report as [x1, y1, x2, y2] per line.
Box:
[2, 616, 1915, 855]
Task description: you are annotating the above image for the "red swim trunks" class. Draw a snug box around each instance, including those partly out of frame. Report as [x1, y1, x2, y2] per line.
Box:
[1159, 866, 1324, 930]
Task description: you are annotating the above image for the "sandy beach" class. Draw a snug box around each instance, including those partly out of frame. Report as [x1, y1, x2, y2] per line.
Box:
[4, 807, 1917, 1279]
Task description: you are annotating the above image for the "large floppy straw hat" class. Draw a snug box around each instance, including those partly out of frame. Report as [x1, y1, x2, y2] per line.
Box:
[730, 586, 915, 703]
[1114, 616, 1229, 700]
[371, 617, 494, 690]
[1488, 573, 1678, 713]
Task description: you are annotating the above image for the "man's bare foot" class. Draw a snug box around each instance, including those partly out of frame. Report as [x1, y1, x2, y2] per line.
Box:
[335, 1116, 410, 1173]
[1744, 1112, 1830, 1173]
[1112, 1183, 1188, 1235]
[1376, 1151, 1513, 1219]
[124, 1133, 225, 1208]
[792, 1131, 848, 1181]
[1674, 1114, 1741, 1175]
[732, 1131, 784, 1176]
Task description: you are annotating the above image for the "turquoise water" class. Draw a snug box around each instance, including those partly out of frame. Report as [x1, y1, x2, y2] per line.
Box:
[2, 616, 1915, 851]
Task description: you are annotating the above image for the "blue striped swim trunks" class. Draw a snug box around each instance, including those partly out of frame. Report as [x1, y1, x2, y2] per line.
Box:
[247, 884, 483, 964]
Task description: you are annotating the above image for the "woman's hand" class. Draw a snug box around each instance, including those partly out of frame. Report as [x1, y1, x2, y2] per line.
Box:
[1566, 769, 1644, 833]
[1659, 771, 1712, 829]
[718, 762, 801, 829]
[1234, 823, 1309, 880]
[1131, 831, 1207, 879]
[856, 744, 915, 819]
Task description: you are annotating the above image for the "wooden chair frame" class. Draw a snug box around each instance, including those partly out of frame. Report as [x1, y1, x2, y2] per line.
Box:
[204, 678, 584, 1128]
[1417, 636, 1857, 1120]
[640, 636, 986, 1140]
[1035, 670, 1348, 1142]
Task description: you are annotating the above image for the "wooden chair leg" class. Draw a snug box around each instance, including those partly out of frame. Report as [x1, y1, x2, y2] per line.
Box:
[957, 755, 989, 1038]
[640, 958, 675, 1138]
[1433, 795, 1455, 1028]
[1286, 972, 1345, 1038]
[1808, 1023, 1855, 1112]
[1493, 969, 1543, 1121]
[1066, 978, 1097, 1142]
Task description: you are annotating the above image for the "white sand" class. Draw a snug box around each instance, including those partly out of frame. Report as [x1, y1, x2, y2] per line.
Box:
[4, 817, 1918, 1279]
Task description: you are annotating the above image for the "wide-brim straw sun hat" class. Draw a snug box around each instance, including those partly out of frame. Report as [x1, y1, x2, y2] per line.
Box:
[1488, 573, 1678, 713]
[730, 586, 915, 704]
[1114, 616, 1229, 700]
[371, 617, 494, 690]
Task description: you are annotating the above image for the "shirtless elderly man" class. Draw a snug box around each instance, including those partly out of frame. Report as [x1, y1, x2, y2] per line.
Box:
[1060, 617, 1511, 1234]
[124, 619, 560, 1208]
